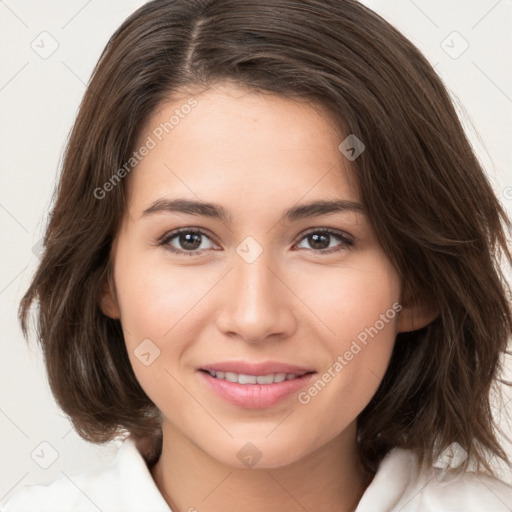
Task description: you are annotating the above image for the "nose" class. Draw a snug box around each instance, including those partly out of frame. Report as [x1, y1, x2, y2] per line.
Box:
[215, 246, 297, 344]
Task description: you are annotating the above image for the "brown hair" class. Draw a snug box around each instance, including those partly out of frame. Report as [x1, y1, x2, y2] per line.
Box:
[19, 0, 512, 476]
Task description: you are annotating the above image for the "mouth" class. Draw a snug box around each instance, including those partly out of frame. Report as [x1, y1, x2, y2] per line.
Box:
[199, 369, 315, 385]
[197, 362, 317, 409]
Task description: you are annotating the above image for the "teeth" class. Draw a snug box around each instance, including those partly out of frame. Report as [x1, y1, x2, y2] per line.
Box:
[256, 374, 275, 384]
[239, 374, 257, 384]
[225, 372, 238, 383]
[207, 370, 303, 384]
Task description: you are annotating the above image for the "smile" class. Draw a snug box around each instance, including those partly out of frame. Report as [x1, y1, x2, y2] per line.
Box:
[204, 370, 309, 384]
[198, 369, 316, 409]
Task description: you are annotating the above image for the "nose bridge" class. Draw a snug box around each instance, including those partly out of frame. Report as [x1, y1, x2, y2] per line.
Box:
[216, 238, 296, 342]
[234, 244, 275, 304]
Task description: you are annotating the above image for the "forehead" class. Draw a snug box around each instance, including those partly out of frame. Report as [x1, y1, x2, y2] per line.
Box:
[125, 83, 361, 218]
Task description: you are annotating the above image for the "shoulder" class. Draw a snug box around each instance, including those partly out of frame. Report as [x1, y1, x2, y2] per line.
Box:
[1, 460, 120, 512]
[0, 437, 171, 512]
[357, 447, 512, 512]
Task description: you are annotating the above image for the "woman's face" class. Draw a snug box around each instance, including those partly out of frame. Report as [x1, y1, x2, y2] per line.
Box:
[102, 82, 411, 469]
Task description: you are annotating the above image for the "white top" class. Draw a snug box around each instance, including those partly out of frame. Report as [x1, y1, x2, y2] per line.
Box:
[2, 437, 511, 511]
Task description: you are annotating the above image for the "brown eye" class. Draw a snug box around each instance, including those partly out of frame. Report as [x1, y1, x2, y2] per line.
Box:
[159, 228, 216, 256]
[295, 229, 353, 253]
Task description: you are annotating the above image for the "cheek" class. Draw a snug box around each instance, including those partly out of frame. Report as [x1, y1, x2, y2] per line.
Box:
[113, 257, 200, 408]
[296, 249, 400, 345]
[112, 241, 222, 400]
[113, 241, 205, 344]
[296, 251, 400, 419]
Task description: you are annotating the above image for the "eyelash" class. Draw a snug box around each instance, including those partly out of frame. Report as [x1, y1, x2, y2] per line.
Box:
[157, 227, 354, 257]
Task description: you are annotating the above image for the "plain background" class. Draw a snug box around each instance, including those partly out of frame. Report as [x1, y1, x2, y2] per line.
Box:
[1, 0, 511, 505]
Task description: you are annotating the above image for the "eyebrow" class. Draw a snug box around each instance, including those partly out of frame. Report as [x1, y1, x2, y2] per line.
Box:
[141, 197, 364, 223]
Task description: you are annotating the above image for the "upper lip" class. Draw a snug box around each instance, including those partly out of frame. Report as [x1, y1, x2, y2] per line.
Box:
[200, 361, 316, 376]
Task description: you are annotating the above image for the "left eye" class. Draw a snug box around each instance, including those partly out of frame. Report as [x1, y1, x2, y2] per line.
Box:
[295, 229, 353, 253]
[159, 228, 353, 256]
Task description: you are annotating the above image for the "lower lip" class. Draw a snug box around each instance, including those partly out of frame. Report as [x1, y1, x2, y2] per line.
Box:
[198, 371, 316, 409]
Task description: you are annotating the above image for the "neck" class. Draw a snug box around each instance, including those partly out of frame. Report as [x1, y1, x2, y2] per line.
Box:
[150, 420, 372, 512]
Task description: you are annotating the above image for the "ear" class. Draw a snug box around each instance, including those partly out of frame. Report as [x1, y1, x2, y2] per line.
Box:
[397, 300, 438, 333]
[98, 269, 121, 320]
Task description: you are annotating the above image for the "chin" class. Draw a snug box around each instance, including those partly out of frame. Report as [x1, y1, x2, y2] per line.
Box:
[206, 436, 311, 470]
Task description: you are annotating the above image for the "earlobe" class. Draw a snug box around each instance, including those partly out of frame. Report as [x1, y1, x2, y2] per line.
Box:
[99, 271, 121, 320]
[397, 302, 438, 333]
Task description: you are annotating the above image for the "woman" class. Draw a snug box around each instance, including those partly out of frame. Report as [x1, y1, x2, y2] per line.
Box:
[6, 0, 512, 510]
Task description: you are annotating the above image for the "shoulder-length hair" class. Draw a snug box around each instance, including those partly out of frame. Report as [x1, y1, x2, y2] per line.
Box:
[19, 0, 512, 475]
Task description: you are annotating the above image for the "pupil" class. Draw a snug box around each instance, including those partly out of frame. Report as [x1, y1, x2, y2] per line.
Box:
[310, 233, 329, 250]
[181, 233, 201, 250]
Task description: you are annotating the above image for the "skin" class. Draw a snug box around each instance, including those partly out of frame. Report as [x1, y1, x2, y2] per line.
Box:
[100, 81, 434, 512]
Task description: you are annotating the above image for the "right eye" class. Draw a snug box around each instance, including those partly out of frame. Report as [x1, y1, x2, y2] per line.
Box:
[159, 228, 218, 256]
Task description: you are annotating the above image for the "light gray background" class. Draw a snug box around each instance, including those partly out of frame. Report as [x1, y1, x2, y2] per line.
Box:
[1, 0, 511, 504]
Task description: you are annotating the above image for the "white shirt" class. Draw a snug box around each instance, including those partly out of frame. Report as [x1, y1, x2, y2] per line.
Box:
[2, 437, 511, 511]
